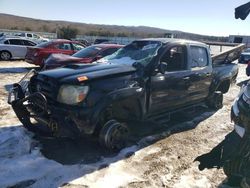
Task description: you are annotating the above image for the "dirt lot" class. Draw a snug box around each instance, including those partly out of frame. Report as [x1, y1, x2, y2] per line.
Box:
[0, 60, 248, 188]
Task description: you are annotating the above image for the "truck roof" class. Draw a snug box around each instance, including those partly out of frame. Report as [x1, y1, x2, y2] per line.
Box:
[138, 38, 206, 46]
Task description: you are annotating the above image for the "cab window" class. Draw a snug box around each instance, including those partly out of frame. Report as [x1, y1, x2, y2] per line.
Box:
[190, 46, 208, 68]
[27, 33, 33, 38]
[33, 34, 40, 39]
[160, 45, 187, 72]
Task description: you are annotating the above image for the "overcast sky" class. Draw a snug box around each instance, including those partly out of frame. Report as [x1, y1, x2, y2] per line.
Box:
[0, 0, 249, 36]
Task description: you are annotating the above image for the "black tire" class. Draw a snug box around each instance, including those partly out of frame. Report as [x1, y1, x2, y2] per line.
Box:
[207, 91, 223, 109]
[99, 119, 129, 151]
[0, 51, 12, 60]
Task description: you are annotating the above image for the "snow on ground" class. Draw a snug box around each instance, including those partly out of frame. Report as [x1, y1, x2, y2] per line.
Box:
[0, 60, 248, 188]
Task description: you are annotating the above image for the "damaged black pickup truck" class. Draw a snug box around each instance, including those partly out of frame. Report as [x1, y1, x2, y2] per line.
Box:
[8, 39, 244, 150]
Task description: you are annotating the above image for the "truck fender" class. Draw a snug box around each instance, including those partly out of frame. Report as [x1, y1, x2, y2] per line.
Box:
[210, 75, 233, 94]
[90, 86, 144, 129]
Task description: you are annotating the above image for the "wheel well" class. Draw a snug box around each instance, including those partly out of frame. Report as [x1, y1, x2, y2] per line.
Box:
[94, 98, 141, 134]
[0, 50, 12, 58]
[216, 80, 230, 93]
[112, 98, 142, 120]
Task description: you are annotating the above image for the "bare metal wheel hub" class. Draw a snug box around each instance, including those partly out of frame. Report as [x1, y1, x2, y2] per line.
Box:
[99, 119, 129, 150]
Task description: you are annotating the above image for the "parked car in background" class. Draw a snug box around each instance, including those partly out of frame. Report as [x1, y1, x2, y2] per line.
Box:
[25, 39, 85, 67]
[15, 32, 49, 43]
[44, 44, 123, 69]
[71, 39, 90, 47]
[238, 48, 250, 64]
[93, 38, 109, 44]
[0, 37, 37, 60]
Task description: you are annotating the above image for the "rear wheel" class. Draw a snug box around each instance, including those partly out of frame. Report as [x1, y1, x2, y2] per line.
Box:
[206, 91, 223, 109]
[99, 119, 129, 151]
[0, 51, 11, 60]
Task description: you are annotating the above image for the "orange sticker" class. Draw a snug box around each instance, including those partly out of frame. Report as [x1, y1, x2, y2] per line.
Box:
[77, 76, 88, 82]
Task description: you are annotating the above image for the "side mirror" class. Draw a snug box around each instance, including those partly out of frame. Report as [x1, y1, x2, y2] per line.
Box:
[159, 62, 168, 74]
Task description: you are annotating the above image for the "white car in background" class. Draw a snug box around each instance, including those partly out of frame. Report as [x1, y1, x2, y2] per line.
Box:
[0, 38, 37, 60]
[15, 32, 50, 43]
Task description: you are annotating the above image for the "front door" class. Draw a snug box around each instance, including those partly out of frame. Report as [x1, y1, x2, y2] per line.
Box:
[149, 45, 192, 114]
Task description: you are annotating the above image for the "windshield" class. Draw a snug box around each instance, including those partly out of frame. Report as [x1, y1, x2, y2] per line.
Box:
[73, 46, 103, 58]
[101, 41, 162, 66]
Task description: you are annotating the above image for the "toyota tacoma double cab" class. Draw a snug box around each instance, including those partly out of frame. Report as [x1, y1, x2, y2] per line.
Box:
[8, 38, 244, 150]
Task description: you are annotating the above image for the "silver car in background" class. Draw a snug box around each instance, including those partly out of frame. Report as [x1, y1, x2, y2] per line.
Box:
[0, 37, 37, 60]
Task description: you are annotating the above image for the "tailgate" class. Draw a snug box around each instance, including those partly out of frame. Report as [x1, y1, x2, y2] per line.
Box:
[211, 44, 245, 65]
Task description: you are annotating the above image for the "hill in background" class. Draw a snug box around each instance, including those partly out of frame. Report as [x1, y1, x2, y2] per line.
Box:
[0, 13, 227, 42]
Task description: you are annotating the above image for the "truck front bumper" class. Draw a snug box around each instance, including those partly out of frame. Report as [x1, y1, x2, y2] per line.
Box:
[8, 72, 96, 138]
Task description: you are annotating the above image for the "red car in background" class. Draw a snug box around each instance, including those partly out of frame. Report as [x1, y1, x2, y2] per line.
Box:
[43, 44, 123, 70]
[25, 39, 85, 67]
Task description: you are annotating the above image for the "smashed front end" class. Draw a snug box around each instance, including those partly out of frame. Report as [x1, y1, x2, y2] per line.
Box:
[8, 70, 93, 138]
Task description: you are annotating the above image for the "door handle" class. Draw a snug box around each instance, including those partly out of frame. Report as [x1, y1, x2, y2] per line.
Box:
[195, 73, 211, 77]
[183, 77, 190, 80]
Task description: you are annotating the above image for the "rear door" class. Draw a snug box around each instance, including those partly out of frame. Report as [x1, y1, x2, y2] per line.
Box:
[7, 39, 27, 58]
[149, 44, 192, 114]
[187, 45, 212, 101]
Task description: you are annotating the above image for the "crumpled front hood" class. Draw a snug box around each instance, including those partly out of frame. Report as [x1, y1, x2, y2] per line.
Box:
[38, 61, 137, 84]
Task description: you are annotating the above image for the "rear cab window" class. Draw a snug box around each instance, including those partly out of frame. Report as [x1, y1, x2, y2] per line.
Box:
[26, 33, 33, 38]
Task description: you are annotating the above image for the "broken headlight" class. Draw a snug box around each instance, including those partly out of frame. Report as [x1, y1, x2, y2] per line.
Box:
[57, 85, 89, 105]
